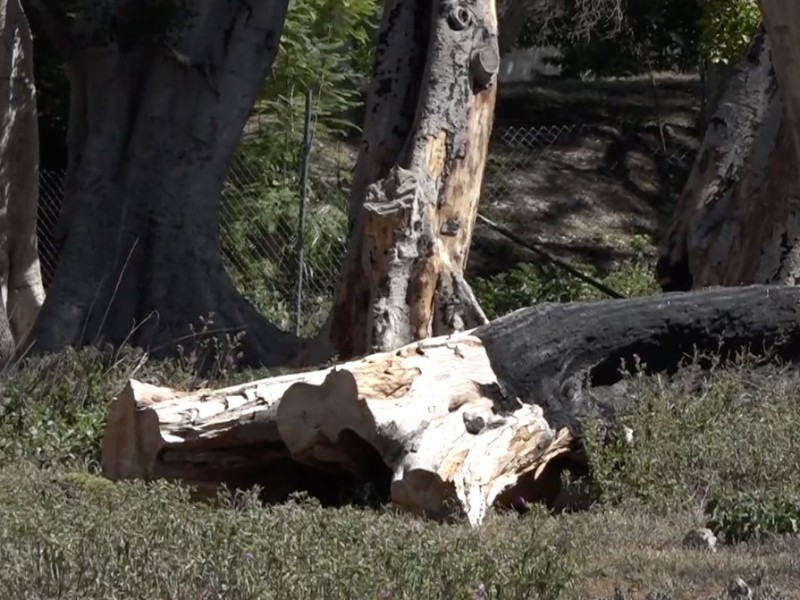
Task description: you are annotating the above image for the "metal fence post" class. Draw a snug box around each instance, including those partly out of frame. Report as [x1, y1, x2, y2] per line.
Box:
[294, 90, 314, 338]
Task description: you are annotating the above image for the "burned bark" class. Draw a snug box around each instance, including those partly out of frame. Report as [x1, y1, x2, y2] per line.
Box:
[103, 284, 800, 524]
[657, 28, 800, 290]
[0, 0, 46, 365]
[25, 1, 296, 368]
[317, 0, 499, 362]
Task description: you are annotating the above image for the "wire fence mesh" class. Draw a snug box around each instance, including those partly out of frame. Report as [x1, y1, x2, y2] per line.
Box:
[35, 122, 698, 334]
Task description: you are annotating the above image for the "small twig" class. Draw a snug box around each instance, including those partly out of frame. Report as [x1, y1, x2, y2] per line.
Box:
[475, 213, 625, 299]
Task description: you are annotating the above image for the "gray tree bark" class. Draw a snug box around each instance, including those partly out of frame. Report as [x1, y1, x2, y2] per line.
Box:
[25, 0, 296, 368]
[657, 28, 799, 290]
[0, 0, 46, 367]
[310, 0, 499, 363]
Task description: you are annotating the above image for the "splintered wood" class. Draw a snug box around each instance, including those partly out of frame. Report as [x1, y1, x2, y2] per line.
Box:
[102, 333, 572, 526]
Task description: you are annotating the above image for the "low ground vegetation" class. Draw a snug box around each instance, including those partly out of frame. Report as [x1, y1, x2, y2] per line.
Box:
[1, 263, 798, 598]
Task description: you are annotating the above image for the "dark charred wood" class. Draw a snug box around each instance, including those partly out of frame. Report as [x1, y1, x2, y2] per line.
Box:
[475, 285, 800, 430]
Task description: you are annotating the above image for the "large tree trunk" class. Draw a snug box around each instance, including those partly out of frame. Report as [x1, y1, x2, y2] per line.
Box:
[102, 285, 800, 525]
[656, 28, 798, 290]
[0, 0, 46, 365]
[758, 2, 800, 157]
[25, 1, 296, 368]
[313, 0, 499, 362]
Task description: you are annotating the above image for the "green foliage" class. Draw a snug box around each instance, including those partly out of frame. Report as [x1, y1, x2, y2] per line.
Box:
[221, 139, 350, 335]
[221, 0, 378, 334]
[583, 359, 800, 524]
[0, 348, 131, 470]
[0, 462, 578, 598]
[472, 256, 659, 320]
[699, 0, 761, 64]
[0, 345, 278, 471]
[256, 0, 379, 145]
[706, 489, 800, 544]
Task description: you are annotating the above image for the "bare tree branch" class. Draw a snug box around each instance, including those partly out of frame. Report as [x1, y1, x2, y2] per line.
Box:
[498, 0, 624, 53]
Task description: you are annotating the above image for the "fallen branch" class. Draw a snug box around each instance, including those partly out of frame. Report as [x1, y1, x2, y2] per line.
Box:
[103, 333, 573, 526]
[102, 285, 800, 525]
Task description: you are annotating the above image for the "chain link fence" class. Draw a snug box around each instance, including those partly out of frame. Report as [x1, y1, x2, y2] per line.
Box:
[481, 123, 696, 207]
[35, 121, 698, 334]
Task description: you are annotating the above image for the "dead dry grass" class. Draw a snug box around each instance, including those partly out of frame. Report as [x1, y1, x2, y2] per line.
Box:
[565, 508, 800, 599]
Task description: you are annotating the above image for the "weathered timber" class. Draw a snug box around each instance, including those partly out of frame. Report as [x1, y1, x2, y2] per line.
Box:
[318, 0, 498, 362]
[103, 285, 800, 525]
[475, 285, 800, 429]
[103, 333, 574, 527]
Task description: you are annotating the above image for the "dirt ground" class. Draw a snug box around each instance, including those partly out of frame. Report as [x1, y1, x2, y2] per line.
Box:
[468, 73, 703, 278]
[307, 73, 704, 280]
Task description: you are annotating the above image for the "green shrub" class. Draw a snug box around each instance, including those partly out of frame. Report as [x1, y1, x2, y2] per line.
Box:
[706, 489, 800, 544]
[220, 160, 348, 335]
[0, 464, 577, 599]
[699, 0, 761, 65]
[220, 0, 378, 336]
[473, 257, 659, 320]
[583, 360, 800, 516]
[0, 348, 135, 470]
[0, 346, 279, 471]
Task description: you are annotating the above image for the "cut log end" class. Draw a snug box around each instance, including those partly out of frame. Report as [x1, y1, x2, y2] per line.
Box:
[101, 333, 574, 526]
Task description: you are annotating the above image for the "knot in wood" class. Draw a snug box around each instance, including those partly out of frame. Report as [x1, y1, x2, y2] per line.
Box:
[462, 411, 485, 434]
[471, 45, 500, 88]
[444, 2, 473, 31]
[440, 218, 461, 236]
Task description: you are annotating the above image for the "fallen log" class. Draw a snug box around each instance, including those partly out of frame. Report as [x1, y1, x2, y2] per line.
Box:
[102, 333, 574, 526]
[101, 285, 800, 525]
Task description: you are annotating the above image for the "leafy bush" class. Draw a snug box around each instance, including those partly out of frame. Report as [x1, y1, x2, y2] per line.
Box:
[0, 463, 578, 599]
[257, 0, 379, 142]
[0, 346, 278, 471]
[583, 360, 800, 518]
[473, 256, 659, 320]
[699, 0, 761, 64]
[0, 348, 139, 470]
[706, 489, 800, 544]
[221, 142, 350, 335]
[221, 0, 378, 335]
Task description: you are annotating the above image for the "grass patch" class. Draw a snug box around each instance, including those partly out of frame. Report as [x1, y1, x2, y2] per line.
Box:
[473, 255, 658, 320]
[584, 360, 800, 517]
[1, 340, 799, 597]
[0, 463, 578, 599]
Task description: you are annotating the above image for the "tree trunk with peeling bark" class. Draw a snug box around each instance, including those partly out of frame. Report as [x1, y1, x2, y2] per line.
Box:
[23, 1, 296, 368]
[656, 28, 799, 290]
[102, 284, 800, 525]
[311, 0, 500, 363]
[0, 0, 46, 366]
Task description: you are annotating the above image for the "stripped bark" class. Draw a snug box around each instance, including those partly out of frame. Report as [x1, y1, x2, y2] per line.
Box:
[656, 29, 800, 290]
[0, 0, 46, 364]
[103, 284, 800, 524]
[318, 0, 499, 361]
[103, 333, 573, 526]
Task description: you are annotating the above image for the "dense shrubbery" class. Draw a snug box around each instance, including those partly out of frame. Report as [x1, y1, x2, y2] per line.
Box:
[473, 254, 659, 320]
[583, 357, 800, 543]
[220, 140, 350, 335]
